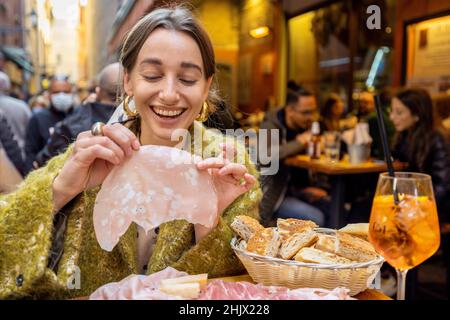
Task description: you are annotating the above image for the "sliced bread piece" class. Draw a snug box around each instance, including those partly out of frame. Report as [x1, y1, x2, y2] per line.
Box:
[294, 247, 352, 264]
[231, 215, 264, 241]
[339, 223, 369, 241]
[277, 218, 318, 242]
[314, 232, 377, 262]
[246, 227, 281, 257]
[279, 230, 319, 260]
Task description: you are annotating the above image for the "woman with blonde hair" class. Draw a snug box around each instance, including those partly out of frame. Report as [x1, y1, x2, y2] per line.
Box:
[0, 6, 261, 299]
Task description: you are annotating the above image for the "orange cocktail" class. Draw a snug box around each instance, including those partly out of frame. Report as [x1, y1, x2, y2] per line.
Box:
[369, 194, 440, 271]
[368, 172, 440, 300]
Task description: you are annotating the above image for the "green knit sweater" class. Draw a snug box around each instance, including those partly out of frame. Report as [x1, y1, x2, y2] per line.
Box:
[0, 123, 262, 299]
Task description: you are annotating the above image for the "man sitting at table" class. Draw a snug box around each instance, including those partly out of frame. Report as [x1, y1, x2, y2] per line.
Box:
[259, 87, 330, 226]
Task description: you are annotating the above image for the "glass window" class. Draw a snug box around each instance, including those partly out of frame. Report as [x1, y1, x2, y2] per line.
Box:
[288, 1, 397, 112]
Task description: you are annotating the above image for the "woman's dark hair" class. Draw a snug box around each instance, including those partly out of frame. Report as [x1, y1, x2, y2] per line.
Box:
[119, 6, 220, 111]
[321, 93, 341, 119]
[393, 88, 439, 171]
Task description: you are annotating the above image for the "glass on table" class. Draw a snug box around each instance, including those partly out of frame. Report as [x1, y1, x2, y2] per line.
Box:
[368, 172, 440, 300]
[323, 131, 341, 163]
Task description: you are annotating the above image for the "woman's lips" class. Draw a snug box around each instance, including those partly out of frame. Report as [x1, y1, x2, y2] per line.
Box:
[149, 106, 187, 125]
[150, 106, 186, 118]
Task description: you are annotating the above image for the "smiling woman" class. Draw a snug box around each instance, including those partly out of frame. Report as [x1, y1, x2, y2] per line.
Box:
[0, 6, 262, 299]
[123, 28, 213, 146]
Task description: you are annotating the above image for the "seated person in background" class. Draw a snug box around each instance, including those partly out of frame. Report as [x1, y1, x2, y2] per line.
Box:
[357, 90, 395, 160]
[259, 87, 329, 226]
[390, 88, 450, 222]
[34, 63, 121, 168]
[321, 93, 345, 132]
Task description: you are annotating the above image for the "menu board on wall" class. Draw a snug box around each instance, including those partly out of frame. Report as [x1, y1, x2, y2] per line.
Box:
[406, 15, 450, 93]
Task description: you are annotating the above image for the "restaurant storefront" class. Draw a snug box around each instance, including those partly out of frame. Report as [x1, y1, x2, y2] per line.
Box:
[284, 0, 450, 112]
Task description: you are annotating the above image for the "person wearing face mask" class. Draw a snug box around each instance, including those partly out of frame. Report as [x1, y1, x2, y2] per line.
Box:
[24, 76, 75, 173]
[33, 63, 121, 168]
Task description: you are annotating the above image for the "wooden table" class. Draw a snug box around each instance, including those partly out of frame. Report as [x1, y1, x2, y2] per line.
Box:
[214, 274, 391, 300]
[285, 155, 407, 228]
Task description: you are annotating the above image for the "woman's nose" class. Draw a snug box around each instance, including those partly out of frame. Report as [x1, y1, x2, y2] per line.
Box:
[158, 77, 180, 104]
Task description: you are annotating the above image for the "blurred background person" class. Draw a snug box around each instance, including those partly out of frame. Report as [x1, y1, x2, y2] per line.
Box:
[259, 87, 329, 226]
[0, 143, 22, 194]
[321, 93, 345, 131]
[0, 71, 32, 156]
[390, 88, 450, 222]
[355, 90, 395, 159]
[24, 75, 76, 173]
[28, 94, 49, 114]
[0, 110, 25, 175]
[357, 91, 376, 120]
[33, 63, 121, 168]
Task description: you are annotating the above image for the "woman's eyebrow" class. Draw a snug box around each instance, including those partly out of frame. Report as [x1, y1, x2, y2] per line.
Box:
[139, 58, 202, 74]
[139, 58, 162, 67]
[181, 62, 202, 74]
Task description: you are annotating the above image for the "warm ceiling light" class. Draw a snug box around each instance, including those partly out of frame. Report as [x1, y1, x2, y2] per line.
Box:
[249, 26, 270, 39]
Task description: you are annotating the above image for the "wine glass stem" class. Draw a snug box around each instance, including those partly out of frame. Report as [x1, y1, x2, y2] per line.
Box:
[396, 269, 408, 300]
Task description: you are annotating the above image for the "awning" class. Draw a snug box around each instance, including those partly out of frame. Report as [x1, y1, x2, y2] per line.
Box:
[0, 46, 34, 73]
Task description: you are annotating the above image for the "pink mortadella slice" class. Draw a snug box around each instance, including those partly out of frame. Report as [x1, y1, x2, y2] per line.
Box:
[93, 145, 218, 251]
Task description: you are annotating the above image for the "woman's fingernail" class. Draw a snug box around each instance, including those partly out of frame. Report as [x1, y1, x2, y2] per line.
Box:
[132, 140, 140, 150]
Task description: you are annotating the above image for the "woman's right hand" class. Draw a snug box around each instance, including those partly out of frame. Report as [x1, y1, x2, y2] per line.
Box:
[52, 123, 140, 211]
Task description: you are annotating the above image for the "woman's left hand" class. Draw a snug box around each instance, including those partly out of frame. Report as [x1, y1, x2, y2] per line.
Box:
[196, 143, 257, 216]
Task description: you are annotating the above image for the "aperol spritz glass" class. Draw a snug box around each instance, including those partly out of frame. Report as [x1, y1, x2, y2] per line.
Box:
[369, 172, 440, 300]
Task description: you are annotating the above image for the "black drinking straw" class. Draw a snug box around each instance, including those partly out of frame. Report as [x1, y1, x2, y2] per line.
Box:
[374, 94, 399, 204]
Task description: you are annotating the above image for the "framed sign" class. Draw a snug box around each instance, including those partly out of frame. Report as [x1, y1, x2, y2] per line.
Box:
[405, 13, 450, 93]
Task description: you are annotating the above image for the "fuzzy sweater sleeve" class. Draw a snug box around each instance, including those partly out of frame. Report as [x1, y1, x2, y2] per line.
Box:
[0, 149, 71, 298]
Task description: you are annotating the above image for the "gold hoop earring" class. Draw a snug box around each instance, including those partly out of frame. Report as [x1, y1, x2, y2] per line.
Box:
[123, 95, 139, 118]
[195, 101, 209, 122]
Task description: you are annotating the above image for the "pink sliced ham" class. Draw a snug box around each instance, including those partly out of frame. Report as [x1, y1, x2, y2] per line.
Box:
[93, 145, 218, 251]
[198, 280, 354, 300]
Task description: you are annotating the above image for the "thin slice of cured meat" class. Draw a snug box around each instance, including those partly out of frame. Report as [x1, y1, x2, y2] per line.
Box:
[93, 145, 218, 251]
[198, 280, 354, 300]
[90, 267, 188, 300]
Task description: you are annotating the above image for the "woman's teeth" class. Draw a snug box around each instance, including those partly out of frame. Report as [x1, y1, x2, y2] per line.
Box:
[152, 107, 184, 117]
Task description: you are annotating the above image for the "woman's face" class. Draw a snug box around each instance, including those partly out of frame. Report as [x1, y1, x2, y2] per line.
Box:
[124, 28, 212, 145]
[390, 97, 418, 132]
[332, 99, 344, 117]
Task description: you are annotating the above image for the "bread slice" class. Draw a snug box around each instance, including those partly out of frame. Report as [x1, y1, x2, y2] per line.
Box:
[314, 232, 377, 262]
[277, 218, 318, 242]
[231, 215, 264, 241]
[294, 247, 352, 264]
[246, 227, 281, 257]
[279, 230, 319, 260]
[339, 223, 369, 241]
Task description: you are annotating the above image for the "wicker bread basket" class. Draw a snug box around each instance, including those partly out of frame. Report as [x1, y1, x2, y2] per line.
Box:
[231, 228, 384, 296]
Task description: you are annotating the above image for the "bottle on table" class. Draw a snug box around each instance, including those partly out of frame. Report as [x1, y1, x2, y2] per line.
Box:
[308, 121, 321, 160]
